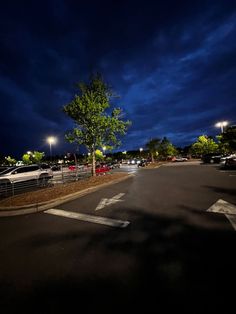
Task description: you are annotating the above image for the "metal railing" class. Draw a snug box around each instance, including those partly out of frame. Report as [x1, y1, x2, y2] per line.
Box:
[0, 166, 92, 199]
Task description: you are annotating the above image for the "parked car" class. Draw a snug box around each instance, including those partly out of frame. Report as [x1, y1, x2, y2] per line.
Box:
[172, 156, 188, 162]
[138, 159, 148, 167]
[223, 155, 236, 169]
[95, 164, 111, 175]
[0, 166, 9, 174]
[107, 161, 121, 169]
[201, 153, 223, 164]
[68, 164, 85, 171]
[0, 164, 53, 195]
[51, 164, 61, 171]
[127, 159, 141, 165]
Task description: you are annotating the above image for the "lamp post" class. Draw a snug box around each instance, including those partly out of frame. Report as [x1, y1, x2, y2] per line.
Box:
[47, 136, 57, 161]
[102, 146, 106, 158]
[139, 147, 143, 158]
[215, 121, 228, 133]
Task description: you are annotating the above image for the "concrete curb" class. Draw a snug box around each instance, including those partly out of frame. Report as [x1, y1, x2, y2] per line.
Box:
[0, 174, 134, 217]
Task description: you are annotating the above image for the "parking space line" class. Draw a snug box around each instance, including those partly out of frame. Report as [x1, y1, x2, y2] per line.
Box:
[45, 208, 130, 228]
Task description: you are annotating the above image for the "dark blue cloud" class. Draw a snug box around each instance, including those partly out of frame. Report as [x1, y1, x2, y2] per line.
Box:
[0, 0, 236, 157]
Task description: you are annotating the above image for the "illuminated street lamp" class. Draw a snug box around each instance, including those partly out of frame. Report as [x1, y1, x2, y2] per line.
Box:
[102, 146, 106, 157]
[215, 121, 228, 133]
[139, 147, 143, 158]
[47, 136, 57, 160]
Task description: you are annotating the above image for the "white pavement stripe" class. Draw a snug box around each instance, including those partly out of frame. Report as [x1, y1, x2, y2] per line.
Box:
[207, 199, 236, 231]
[45, 208, 130, 228]
[95, 198, 107, 211]
[112, 193, 125, 200]
[207, 199, 236, 215]
[225, 214, 236, 231]
[95, 193, 125, 211]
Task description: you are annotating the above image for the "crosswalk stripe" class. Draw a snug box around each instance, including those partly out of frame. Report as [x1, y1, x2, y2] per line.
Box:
[45, 208, 130, 228]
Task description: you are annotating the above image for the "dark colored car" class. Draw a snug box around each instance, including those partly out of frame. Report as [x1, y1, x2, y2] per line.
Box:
[138, 159, 148, 167]
[51, 164, 61, 171]
[224, 155, 236, 169]
[201, 153, 223, 164]
[107, 162, 121, 169]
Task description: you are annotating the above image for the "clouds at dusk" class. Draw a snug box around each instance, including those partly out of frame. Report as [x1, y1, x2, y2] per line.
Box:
[1, 0, 236, 156]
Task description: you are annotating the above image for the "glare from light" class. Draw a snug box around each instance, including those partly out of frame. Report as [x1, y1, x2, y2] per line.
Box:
[47, 136, 57, 159]
[47, 136, 57, 145]
[215, 121, 228, 132]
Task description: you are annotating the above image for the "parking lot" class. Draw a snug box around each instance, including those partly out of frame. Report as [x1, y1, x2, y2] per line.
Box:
[0, 161, 236, 313]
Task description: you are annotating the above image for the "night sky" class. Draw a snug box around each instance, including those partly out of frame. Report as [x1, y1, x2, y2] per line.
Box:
[1, 0, 236, 158]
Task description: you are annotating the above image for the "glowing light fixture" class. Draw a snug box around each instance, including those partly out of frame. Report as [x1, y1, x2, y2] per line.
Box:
[215, 121, 228, 133]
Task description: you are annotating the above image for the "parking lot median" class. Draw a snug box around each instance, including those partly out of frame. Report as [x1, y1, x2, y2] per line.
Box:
[0, 172, 132, 217]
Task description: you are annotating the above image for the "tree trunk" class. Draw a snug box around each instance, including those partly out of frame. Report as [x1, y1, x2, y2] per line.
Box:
[92, 150, 96, 176]
[151, 153, 154, 163]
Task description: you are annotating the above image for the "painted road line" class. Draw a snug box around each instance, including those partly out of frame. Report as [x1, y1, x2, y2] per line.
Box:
[225, 214, 236, 231]
[45, 208, 130, 228]
[207, 199, 236, 230]
[95, 193, 125, 211]
[207, 199, 236, 215]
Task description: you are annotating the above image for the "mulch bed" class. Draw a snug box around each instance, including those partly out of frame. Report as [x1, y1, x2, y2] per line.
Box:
[0, 173, 129, 207]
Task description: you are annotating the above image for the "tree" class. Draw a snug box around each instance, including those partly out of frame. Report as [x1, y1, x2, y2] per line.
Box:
[158, 137, 177, 159]
[22, 151, 45, 164]
[191, 135, 218, 155]
[63, 74, 131, 176]
[22, 153, 32, 164]
[5, 156, 16, 166]
[145, 138, 160, 162]
[87, 149, 104, 163]
[218, 125, 236, 152]
[32, 151, 45, 163]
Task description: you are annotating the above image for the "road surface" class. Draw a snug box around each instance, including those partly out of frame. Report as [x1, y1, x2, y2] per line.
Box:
[0, 162, 236, 313]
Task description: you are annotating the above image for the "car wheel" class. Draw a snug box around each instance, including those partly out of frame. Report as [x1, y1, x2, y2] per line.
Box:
[210, 159, 214, 164]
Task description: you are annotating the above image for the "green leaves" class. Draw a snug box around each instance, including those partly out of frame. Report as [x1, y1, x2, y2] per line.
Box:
[191, 135, 219, 155]
[63, 74, 131, 175]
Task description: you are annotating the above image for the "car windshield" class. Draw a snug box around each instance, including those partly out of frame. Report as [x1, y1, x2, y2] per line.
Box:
[0, 166, 17, 175]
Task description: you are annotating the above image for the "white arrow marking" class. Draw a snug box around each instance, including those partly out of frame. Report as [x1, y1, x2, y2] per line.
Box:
[45, 208, 130, 228]
[207, 199, 236, 230]
[95, 193, 125, 211]
[225, 215, 236, 231]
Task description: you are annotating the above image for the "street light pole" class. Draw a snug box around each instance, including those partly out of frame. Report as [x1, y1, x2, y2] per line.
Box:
[49, 142, 52, 158]
[47, 136, 57, 162]
[102, 146, 106, 158]
[139, 147, 143, 158]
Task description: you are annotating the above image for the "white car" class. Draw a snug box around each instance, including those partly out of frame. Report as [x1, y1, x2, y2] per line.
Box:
[173, 156, 188, 162]
[0, 164, 53, 195]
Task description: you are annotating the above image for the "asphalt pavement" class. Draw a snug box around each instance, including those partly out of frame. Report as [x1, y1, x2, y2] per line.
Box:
[0, 162, 236, 313]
